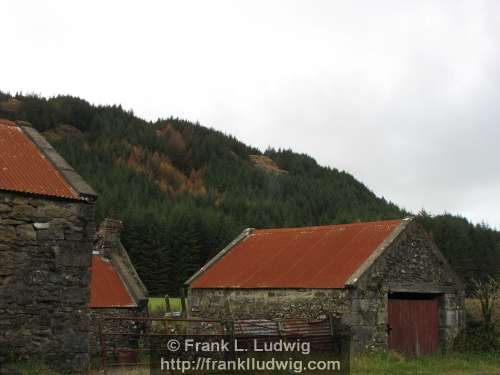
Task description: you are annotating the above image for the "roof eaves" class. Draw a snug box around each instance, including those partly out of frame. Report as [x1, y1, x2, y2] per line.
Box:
[90, 304, 138, 309]
[20, 125, 97, 201]
[344, 217, 413, 287]
[185, 227, 254, 286]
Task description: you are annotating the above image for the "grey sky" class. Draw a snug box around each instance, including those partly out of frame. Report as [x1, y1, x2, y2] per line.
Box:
[3, 1, 500, 228]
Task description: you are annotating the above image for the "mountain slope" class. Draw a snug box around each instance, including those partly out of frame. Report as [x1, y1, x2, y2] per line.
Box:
[1, 92, 498, 294]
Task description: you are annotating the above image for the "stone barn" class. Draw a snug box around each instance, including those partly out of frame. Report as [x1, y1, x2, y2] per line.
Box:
[0, 119, 97, 370]
[89, 218, 148, 355]
[186, 218, 465, 355]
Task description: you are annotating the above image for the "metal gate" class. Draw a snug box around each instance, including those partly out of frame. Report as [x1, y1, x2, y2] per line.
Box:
[96, 316, 227, 373]
[388, 294, 439, 356]
[96, 315, 348, 373]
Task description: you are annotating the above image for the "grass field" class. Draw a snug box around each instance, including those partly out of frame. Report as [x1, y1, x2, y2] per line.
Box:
[148, 297, 182, 316]
[8, 352, 500, 374]
[102, 353, 500, 374]
[351, 352, 500, 375]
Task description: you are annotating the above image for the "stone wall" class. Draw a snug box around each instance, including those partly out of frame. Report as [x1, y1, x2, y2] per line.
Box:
[188, 288, 350, 321]
[354, 221, 465, 351]
[187, 221, 465, 353]
[0, 191, 95, 372]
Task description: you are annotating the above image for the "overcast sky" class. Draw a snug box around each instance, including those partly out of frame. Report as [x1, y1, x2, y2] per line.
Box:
[3, 1, 500, 228]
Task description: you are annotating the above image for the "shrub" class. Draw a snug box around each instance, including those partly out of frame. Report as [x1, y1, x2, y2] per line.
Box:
[453, 320, 500, 353]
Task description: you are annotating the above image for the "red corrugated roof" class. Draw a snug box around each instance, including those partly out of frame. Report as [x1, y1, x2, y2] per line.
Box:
[0, 120, 79, 199]
[0, 119, 17, 127]
[90, 255, 135, 308]
[190, 219, 402, 289]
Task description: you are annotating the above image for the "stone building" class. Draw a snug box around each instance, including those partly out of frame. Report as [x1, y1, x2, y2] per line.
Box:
[89, 218, 148, 356]
[186, 218, 465, 355]
[0, 119, 97, 370]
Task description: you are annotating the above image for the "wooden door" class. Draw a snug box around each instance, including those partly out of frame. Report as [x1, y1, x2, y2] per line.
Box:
[388, 295, 439, 355]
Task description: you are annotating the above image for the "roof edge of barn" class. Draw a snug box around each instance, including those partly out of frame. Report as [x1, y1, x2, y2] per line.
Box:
[18, 122, 97, 202]
[108, 241, 149, 303]
[185, 227, 254, 286]
[344, 217, 413, 287]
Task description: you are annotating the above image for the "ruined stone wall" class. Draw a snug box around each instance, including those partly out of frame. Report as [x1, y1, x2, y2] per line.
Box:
[0, 191, 95, 371]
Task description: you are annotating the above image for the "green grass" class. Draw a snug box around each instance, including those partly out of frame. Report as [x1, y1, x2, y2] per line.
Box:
[3, 363, 62, 375]
[6, 352, 500, 374]
[148, 297, 182, 316]
[351, 352, 500, 375]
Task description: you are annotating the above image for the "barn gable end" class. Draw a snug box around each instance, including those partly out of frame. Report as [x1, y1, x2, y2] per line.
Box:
[355, 220, 462, 291]
[347, 220, 464, 352]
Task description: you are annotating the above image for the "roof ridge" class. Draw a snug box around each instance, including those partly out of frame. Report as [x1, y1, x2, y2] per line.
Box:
[254, 219, 403, 233]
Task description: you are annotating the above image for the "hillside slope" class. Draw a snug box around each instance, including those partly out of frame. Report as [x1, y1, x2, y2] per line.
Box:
[1, 92, 498, 294]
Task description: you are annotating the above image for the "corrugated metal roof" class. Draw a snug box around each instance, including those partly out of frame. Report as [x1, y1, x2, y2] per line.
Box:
[0, 119, 17, 127]
[0, 120, 79, 199]
[90, 255, 136, 308]
[190, 219, 402, 289]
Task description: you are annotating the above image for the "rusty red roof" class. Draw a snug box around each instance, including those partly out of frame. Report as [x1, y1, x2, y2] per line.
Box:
[190, 219, 403, 289]
[90, 255, 136, 308]
[0, 119, 17, 127]
[0, 120, 79, 199]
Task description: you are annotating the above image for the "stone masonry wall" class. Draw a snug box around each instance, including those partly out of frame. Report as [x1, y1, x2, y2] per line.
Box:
[0, 191, 95, 372]
[188, 288, 350, 322]
[353, 221, 465, 351]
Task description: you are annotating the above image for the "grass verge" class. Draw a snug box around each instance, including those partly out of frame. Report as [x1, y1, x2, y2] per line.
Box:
[6, 352, 500, 375]
[351, 351, 500, 375]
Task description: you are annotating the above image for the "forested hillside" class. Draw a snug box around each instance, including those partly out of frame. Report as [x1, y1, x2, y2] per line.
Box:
[1, 92, 499, 294]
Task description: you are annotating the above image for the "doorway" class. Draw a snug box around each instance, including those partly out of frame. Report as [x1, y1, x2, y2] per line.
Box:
[387, 292, 440, 355]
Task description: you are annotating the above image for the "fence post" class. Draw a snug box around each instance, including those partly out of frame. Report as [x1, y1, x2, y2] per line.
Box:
[180, 288, 187, 318]
[164, 294, 171, 315]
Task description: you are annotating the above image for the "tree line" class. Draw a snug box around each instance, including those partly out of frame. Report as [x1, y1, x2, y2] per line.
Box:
[1, 91, 499, 294]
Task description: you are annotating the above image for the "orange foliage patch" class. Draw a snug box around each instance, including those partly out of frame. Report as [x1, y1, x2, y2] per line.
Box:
[156, 123, 187, 155]
[249, 155, 288, 175]
[117, 143, 206, 197]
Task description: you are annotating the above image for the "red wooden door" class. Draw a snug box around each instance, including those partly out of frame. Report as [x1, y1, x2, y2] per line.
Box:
[388, 296, 439, 355]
